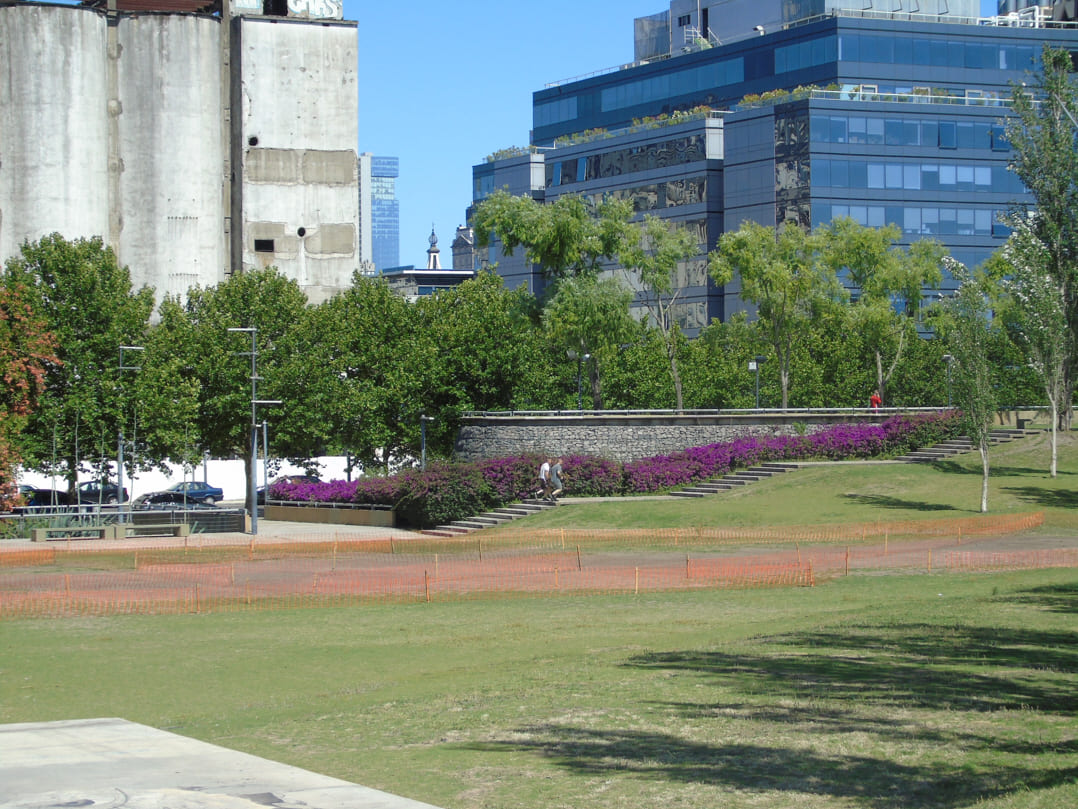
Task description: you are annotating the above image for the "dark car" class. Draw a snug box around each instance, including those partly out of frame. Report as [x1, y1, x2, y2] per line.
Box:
[166, 481, 224, 505]
[74, 480, 128, 505]
[257, 475, 320, 504]
[132, 490, 217, 509]
[15, 485, 72, 511]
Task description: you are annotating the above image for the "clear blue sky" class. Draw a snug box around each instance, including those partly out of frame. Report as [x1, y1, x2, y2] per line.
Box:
[349, 0, 663, 267]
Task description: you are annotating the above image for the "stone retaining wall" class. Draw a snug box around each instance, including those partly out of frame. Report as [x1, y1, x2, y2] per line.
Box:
[454, 409, 927, 462]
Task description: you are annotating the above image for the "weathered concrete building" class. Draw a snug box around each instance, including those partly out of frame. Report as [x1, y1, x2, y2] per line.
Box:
[0, 0, 359, 305]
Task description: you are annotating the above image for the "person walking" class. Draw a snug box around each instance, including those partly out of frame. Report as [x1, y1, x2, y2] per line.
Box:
[548, 457, 564, 503]
[535, 457, 551, 500]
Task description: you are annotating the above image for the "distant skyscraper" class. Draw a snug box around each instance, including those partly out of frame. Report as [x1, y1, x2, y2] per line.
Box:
[358, 154, 400, 272]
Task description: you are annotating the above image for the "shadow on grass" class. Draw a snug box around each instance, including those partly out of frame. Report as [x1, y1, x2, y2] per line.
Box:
[1002, 485, 1078, 509]
[933, 460, 1075, 478]
[842, 493, 956, 511]
[464, 615, 1078, 807]
[465, 724, 1077, 809]
[999, 582, 1078, 614]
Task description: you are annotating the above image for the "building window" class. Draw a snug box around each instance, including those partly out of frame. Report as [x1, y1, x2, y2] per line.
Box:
[254, 239, 275, 253]
[677, 14, 691, 26]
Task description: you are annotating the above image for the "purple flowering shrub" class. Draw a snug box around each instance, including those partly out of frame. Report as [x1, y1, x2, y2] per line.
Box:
[273, 411, 960, 527]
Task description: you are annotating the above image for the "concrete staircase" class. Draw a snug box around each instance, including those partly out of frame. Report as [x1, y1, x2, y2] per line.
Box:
[422, 498, 558, 537]
[894, 427, 1035, 462]
[670, 463, 794, 498]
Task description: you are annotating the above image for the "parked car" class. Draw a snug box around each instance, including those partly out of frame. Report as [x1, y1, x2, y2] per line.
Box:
[14, 485, 72, 511]
[132, 490, 217, 509]
[166, 481, 224, 505]
[74, 480, 128, 504]
[257, 475, 320, 504]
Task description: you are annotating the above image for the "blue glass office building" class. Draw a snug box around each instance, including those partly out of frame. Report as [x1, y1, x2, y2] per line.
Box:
[474, 2, 1077, 332]
[371, 156, 400, 272]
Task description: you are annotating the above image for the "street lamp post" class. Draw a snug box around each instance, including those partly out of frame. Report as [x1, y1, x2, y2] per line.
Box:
[420, 414, 435, 471]
[567, 350, 591, 410]
[117, 345, 144, 522]
[750, 355, 765, 409]
[942, 353, 953, 407]
[228, 327, 281, 535]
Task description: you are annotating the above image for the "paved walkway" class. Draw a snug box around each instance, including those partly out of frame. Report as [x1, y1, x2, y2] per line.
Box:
[0, 718, 443, 809]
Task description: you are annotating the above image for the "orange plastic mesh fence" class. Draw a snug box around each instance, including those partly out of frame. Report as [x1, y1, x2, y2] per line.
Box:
[0, 511, 1068, 618]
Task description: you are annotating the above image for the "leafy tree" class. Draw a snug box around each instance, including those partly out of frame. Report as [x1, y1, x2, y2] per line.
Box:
[473, 190, 634, 281]
[931, 261, 997, 512]
[709, 221, 839, 408]
[158, 268, 309, 512]
[2, 234, 154, 492]
[412, 271, 554, 455]
[542, 273, 637, 409]
[1006, 45, 1078, 425]
[817, 217, 944, 406]
[0, 283, 58, 507]
[619, 215, 700, 409]
[988, 214, 1070, 476]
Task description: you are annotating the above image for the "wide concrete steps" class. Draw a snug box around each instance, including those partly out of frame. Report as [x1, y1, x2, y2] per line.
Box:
[670, 464, 789, 498]
[895, 428, 1036, 463]
[421, 499, 557, 537]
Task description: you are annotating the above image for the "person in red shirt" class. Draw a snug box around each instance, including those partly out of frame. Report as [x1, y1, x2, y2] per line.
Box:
[870, 389, 882, 409]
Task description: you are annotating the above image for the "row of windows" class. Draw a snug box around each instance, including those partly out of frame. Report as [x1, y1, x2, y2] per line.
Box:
[809, 113, 1008, 151]
[813, 203, 1007, 238]
[775, 34, 837, 75]
[600, 58, 744, 113]
[837, 33, 1039, 72]
[545, 135, 708, 188]
[812, 158, 1026, 194]
[535, 96, 579, 128]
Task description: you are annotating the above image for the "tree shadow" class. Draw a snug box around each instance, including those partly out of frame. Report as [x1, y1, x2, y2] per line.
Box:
[465, 724, 1077, 808]
[461, 617, 1078, 807]
[933, 460, 1075, 478]
[1002, 485, 1078, 509]
[842, 493, 956, 511]
[998, 582, 1078, 614]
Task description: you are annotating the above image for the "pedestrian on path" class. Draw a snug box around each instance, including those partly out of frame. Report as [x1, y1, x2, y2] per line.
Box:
[549, 457, 564, 503]
[536, 457, 551, 499]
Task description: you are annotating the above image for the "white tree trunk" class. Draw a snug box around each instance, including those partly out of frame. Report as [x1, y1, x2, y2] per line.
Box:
[979, 439, 990, 513]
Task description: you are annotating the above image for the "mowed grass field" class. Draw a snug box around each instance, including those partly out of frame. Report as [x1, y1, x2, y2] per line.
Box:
[2, 429, 1077, 809]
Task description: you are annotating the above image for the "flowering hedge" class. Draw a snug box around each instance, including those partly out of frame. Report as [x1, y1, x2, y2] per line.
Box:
[271, 411, 959, 529]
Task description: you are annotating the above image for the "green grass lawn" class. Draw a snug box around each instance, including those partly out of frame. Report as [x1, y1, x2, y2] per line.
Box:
[510, 429, 1078, 536]
[2, 429, 1076, 809]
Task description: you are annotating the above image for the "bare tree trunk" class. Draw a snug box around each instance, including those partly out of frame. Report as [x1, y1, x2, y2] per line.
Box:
[979, 438, 990, 513]
[1049, 393, 1058, 478]
[666, 339, 683, 411]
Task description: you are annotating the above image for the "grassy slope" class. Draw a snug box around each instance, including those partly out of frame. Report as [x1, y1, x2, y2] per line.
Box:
[507, 429, 1078, 535]
[1, 430, 1076, 809]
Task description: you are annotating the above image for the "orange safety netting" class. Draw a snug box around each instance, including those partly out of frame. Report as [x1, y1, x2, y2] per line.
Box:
[0, 511, 1069, 619]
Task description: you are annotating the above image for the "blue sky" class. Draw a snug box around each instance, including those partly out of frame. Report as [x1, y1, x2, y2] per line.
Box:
[350, 0, 663, 267]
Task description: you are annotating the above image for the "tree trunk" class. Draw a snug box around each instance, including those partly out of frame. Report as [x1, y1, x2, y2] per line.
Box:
[1049, 393, 1058, 478]
[666, 339, 683, 411]
[979, 438, 990, 513]
[589, 363, 602, 410]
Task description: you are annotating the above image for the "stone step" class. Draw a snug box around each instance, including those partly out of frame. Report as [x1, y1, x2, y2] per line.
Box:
[669, 490, 706, 498]
[747, 466, 786, 474]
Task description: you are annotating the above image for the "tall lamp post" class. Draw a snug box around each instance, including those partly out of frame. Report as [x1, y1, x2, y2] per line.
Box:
[567, 350, 591, 410]
[749, 355, 765, 409]
[228, 327, 281, 535]
[942, 353, 953, 407]
[420, 414, 435, 471]
[117, 345, 144, 522]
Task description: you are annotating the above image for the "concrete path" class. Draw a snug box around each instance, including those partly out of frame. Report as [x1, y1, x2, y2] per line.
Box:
[0, 717, 444, 809]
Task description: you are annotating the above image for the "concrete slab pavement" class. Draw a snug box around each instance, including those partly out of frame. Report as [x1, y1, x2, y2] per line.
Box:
[0, 718, 444, 809]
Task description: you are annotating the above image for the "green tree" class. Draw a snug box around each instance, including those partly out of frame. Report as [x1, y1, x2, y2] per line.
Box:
[709, 221, 839, 408]
[619, 215, 700, 410]
[1006, 45, 1078, 426]
[932, 260, 997, 512]
[817, 217, 944, 406]
[2, 234, 154, 493]
[988, 214, 1070, 476]
[159, 268, 309, 512]
[276, 276, 419, 475]
[473, 190, 634, 281]
[542, 273, 637, 409]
